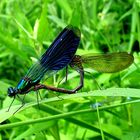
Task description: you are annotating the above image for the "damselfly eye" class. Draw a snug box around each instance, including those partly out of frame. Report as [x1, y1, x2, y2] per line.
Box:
[7, 87, 15, 97]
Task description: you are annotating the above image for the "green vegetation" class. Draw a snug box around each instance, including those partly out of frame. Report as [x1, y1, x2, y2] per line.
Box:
[0, 0, 140, 139]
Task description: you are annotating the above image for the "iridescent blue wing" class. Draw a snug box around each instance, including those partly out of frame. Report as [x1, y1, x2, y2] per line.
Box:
[40, 25, 81, 70]
[26, 25, 81, 82]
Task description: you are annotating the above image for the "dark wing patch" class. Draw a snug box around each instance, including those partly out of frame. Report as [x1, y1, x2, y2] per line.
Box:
[40, 25, 81, 70]
[25, 25, 81, 82]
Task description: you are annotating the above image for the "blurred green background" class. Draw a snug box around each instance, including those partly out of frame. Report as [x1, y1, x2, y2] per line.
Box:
[0, 0, 140, 139]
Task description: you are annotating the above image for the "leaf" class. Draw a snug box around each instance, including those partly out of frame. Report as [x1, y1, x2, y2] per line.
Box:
[56, 0, 72, 16]
[14, 121, 55, 140]
[37, 1, 50, 43]
[70, 1, 81, 27]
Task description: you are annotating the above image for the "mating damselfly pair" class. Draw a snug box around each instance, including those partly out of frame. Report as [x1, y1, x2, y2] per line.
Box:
[7, 25, 134, 112]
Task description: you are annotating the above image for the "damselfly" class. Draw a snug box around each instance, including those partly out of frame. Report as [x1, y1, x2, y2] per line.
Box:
[7, 25, 134, 112]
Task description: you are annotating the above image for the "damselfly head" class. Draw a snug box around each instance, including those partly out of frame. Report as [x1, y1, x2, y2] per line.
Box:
[7, 87, 18, 97]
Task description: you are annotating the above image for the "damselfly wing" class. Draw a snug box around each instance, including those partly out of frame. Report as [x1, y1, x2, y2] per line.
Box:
[28, 52, 134, 94]
[8, 25, 81, 97]
[71, 52, 134, 73]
